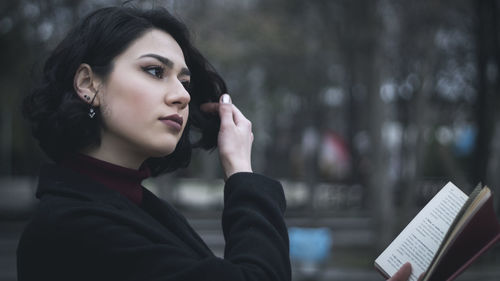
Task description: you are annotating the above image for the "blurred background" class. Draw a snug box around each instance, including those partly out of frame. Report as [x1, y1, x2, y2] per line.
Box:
[1, 0, 500, 280]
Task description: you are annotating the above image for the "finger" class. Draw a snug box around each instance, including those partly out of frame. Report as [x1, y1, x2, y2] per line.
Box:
[389, 263, 412, 281]
[218, 94, 235, 128]
[200, 102, 219, 114]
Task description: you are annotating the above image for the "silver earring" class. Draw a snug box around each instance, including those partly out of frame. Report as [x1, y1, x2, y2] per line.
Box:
[88, 91, 98, 119]
[88, 107, 96, 118]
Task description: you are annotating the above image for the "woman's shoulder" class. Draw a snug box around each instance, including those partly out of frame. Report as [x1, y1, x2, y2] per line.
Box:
[21, 192, 120, 242]
[21, 164, 136, 242]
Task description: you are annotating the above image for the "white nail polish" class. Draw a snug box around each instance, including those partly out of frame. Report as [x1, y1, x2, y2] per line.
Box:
[221, 94, 231, 104]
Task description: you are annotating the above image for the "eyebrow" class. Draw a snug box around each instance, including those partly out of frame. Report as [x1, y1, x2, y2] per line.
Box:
[139, 53, 191, 76]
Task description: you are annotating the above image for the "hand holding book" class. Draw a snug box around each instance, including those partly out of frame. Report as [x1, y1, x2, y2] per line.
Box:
[375, 182, 500, 281]
[386, 262, 412, 281]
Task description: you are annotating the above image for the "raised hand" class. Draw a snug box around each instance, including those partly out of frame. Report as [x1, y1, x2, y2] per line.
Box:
[200, 94, 253, 179]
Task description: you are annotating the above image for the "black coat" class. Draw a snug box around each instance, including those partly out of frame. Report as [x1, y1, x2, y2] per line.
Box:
[17, 165, 291, 281]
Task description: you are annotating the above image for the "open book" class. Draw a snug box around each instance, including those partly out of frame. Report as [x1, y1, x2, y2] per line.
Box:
[374, 182, 500, 281]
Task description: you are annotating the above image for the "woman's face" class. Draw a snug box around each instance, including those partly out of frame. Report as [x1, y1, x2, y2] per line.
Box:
[96, 29, 191, 162]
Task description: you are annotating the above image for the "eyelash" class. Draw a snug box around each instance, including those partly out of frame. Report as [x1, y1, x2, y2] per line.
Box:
[142, 65, 165, 79]
[142, 65, 191, 91]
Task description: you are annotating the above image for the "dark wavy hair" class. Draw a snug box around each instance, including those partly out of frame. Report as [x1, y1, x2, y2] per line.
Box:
[23, 6, 225, 176]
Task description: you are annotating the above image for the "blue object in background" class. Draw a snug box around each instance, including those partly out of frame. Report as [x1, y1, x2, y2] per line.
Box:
[289, 227, 332, 263]
[454, 125, 476, 157]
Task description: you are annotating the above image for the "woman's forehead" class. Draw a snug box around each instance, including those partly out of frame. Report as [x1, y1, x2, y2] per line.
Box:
[116, 29, 187, 69]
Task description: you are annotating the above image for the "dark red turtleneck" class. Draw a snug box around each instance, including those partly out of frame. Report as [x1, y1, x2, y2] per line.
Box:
[59, 153, 151, 205]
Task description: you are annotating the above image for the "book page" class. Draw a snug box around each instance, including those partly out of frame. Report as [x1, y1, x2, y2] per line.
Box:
[375, 182, 468, 281]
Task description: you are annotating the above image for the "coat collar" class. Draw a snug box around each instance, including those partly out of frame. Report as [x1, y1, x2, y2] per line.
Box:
[36, 164, 135, 208]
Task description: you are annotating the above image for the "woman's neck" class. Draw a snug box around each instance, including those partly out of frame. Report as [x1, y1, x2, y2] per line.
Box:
[81, 144, 146, 170]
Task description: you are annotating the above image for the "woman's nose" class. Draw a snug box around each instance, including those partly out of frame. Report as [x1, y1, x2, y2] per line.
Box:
[165, 80, 191, 109]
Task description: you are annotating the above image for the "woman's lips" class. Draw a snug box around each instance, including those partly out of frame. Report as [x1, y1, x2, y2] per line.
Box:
[159, 114, 183, 131]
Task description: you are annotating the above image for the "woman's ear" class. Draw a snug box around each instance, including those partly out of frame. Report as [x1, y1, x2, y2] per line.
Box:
[74, 63, 101, 106]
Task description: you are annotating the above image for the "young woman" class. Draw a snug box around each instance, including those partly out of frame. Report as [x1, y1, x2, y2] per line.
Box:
[17, 6, 413, 281]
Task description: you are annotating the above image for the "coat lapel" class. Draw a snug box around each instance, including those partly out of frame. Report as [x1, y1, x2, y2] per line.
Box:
[140, 188, 215, 258]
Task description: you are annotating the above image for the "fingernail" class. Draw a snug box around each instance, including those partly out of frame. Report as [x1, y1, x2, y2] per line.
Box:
[221, 94, 231, 104]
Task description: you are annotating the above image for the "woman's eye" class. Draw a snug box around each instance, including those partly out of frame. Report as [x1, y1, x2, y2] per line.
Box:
[181, 81, 191, 91]
[143, 66, 164, 79]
